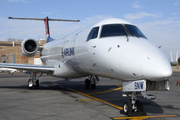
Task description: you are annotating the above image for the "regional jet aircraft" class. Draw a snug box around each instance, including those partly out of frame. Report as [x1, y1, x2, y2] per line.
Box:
[0, 17, 172, 116]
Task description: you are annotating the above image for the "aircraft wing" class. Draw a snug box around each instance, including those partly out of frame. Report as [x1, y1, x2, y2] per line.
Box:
[0, 63, 54, 74]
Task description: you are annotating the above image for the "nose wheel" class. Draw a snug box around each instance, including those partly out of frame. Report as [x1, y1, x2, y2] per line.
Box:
[120, 91, 146, 116]
[122, 101, 132, 115]
[121, 100, 146, 116]
[135, 100, 143, 112]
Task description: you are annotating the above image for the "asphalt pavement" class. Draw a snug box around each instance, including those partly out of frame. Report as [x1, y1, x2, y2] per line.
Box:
[0, 72, 180, 120]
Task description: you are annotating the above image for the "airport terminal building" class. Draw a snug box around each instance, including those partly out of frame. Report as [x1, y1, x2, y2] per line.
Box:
[0, 39, 46, 65]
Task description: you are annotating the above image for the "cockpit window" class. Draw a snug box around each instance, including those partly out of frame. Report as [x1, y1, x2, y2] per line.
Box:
[87, 27, 99, 41]
[124, 24, 147, 39]
[100, 24, 128, 38]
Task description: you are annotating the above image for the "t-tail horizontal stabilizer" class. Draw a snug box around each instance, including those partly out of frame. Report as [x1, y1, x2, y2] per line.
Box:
[8, 16, 80, 43]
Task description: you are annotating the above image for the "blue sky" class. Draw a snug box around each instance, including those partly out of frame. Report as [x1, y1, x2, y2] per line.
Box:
[0, 0, 180, 60]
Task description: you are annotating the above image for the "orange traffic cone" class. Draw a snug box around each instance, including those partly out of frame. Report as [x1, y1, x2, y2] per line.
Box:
[176, 78, 180, 86]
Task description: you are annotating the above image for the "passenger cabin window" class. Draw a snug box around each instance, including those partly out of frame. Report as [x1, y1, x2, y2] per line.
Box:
[124, 24, 147, 39]
[100, 24, 127, 38]
[87, 27, 99, 41]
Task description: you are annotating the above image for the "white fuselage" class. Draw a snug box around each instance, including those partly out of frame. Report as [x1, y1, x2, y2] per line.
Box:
[0, 68, 17, 73]
[40, 18, 172, 81]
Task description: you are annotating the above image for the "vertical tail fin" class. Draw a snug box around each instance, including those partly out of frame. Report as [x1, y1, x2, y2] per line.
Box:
[176, 50, 179, 62]
[44, 17, 50, 36]
[44, 17, 54, 43]
[170, 50, 179, 63]
[170, 50, 173, 61]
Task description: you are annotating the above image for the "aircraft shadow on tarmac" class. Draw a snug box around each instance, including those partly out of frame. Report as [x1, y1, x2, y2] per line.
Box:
[0, 77, 164, 114]
[41, 80, 165, 114]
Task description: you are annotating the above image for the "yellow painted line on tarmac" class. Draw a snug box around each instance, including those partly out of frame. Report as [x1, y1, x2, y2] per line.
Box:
[88, 84, 122, 95]
[51, 82, 123, 110]
[69, 88, 123, 110]
[78, 99, 121, 101]
[113, 114, 178, 120]
[52, 82, 59, 85]
[51, 82, 178, 120]
[78, 99, 95, 101]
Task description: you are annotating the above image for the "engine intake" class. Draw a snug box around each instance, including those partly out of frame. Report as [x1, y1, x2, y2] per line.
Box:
[21, 38, 38, 57]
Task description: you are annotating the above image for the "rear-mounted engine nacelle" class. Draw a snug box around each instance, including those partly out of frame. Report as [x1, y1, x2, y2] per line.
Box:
[21, 38, 38, 57]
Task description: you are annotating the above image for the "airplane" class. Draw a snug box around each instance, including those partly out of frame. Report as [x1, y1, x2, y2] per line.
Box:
[0, 16, 172, 116]
[170, 50, 179, 64]
[0, 67, 17, 74]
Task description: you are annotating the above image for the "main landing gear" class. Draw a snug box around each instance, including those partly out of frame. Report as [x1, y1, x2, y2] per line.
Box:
[28, 72, 42, 89]
[85, 75, 99, 89]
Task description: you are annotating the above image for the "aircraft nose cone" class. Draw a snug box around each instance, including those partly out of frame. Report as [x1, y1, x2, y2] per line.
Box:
[142, 56, 172, 80]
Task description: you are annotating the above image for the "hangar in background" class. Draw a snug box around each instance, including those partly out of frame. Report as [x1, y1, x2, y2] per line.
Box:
[0, 38, 46, 65]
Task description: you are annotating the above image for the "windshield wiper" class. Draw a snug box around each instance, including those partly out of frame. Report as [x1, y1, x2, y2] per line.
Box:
[129, 32, 140, 38]
[135, 35, 140, 38]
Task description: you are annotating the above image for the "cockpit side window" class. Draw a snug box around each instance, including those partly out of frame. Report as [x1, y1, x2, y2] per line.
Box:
[100, 24, 127, 38]
[124, 24, 147, 39]
[87, 27, 99, 41]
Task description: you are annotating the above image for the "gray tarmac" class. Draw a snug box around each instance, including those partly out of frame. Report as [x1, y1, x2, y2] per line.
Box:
[0, 72, 180, 120]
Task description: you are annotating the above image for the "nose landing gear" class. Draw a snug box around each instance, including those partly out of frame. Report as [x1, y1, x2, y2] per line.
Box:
[120, 80, 148, 116]
[120, 92, 146, 116]
[121, 99, 146, 116]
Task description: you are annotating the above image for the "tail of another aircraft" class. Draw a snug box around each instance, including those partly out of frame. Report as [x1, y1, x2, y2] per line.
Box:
[8, 16, 80, 43]
[170, 50, 179, 63]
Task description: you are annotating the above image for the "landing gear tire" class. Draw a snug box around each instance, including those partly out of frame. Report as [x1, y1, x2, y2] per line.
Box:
[35, 79, 39, 89]
[28, 79, 33, 89]
[120, 100, 146, 116]
[85, 79, 90, 89]
[28, 79, 39, 89]
[123, 101, 132, 115]
[135, 100, 143, 112]
[91, 84, 96, 89]
[133, 100, 146, 116]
